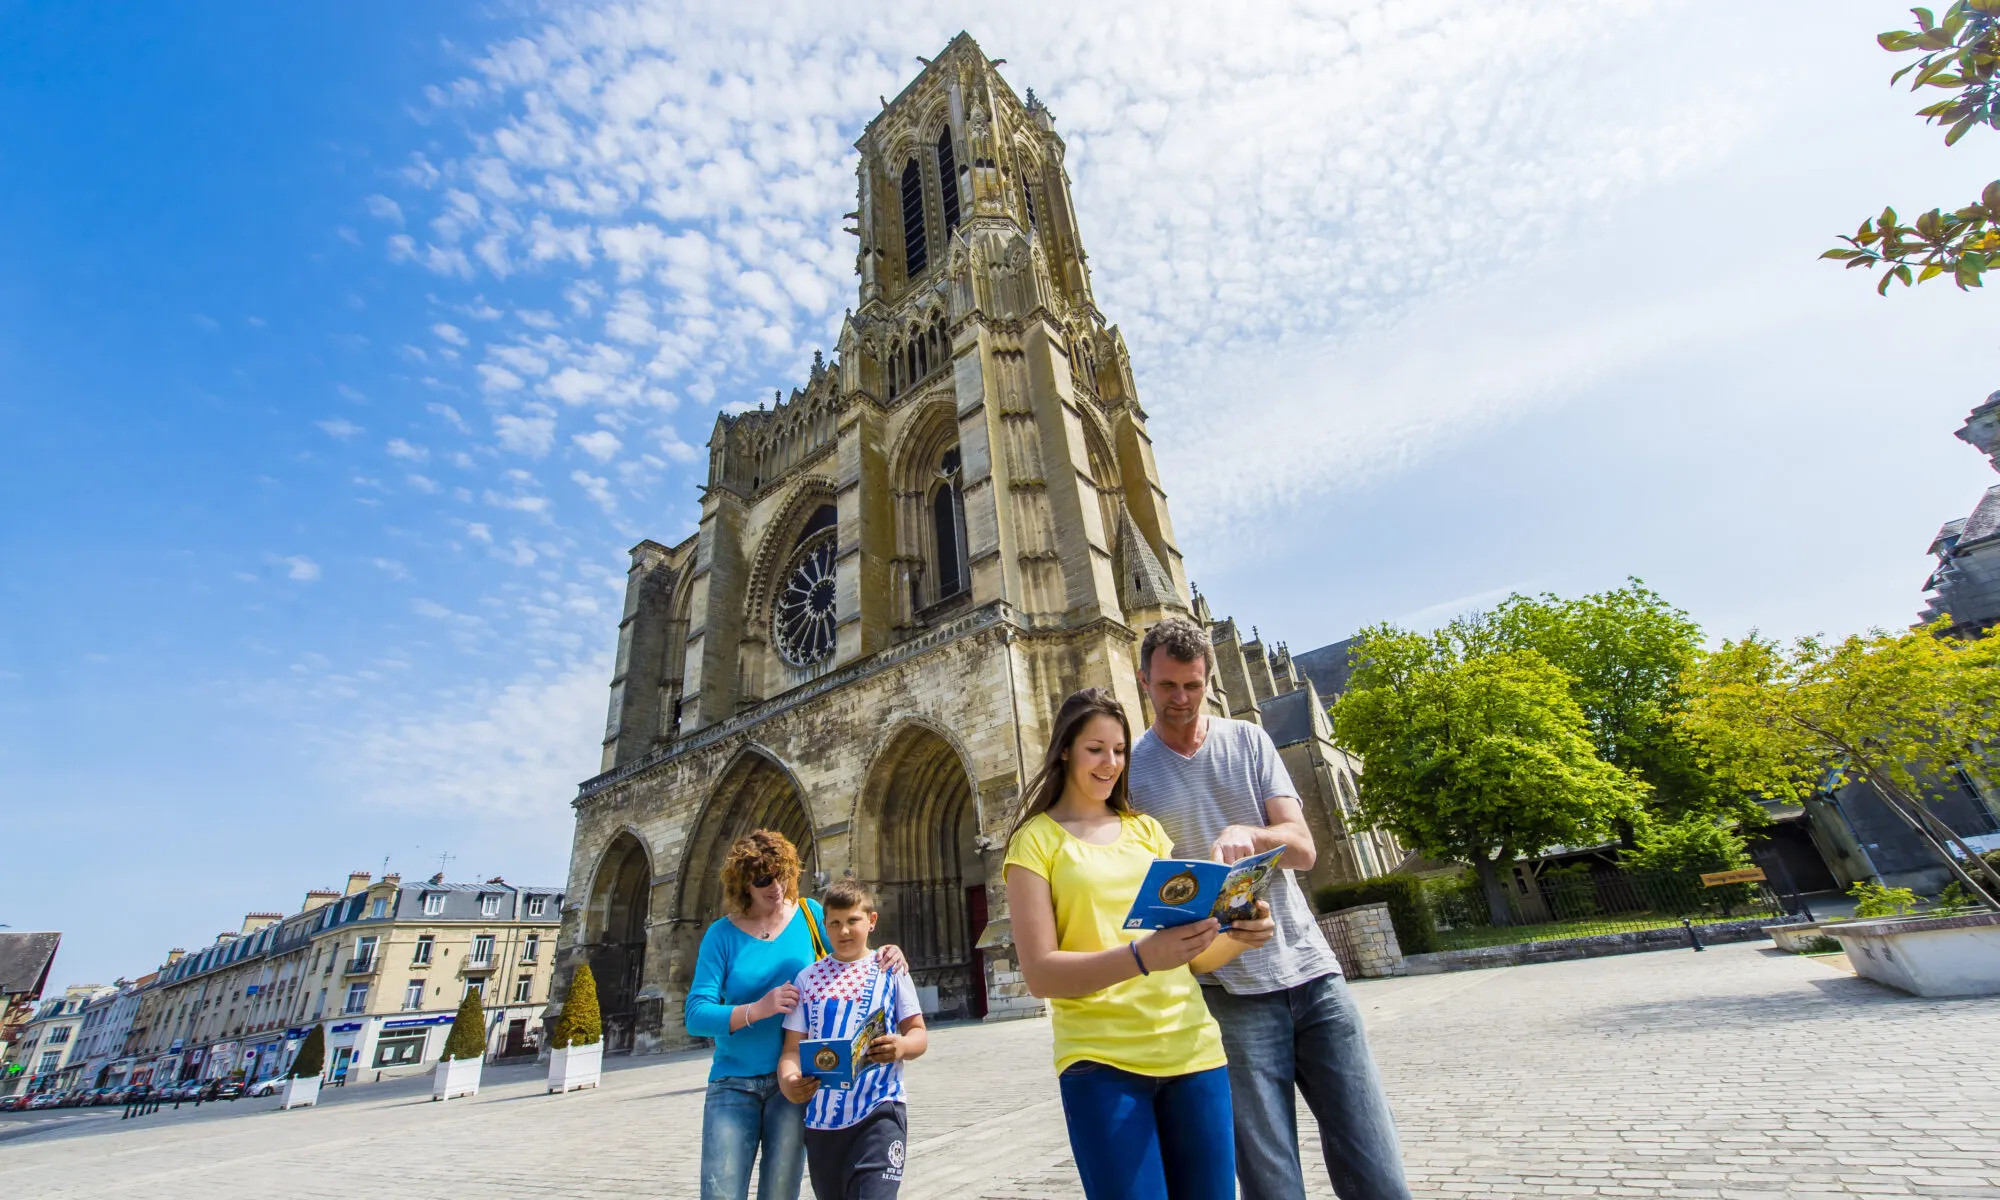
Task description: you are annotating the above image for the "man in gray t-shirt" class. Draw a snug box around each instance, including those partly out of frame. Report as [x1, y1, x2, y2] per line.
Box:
[1128, 617, 1411, 1200]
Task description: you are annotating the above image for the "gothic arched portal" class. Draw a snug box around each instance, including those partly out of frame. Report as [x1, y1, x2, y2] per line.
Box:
[665, 747, 819, 1022]
[856, 724, 985, 1018]
[584, 832, 653, 1053]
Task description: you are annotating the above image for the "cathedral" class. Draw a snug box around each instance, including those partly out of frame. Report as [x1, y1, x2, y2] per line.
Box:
[552, 35, 1400, 1053]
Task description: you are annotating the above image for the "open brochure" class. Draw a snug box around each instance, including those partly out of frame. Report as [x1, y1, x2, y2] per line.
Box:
[1123, 846, 1284, 931]
[799, 1005, 889, 1090]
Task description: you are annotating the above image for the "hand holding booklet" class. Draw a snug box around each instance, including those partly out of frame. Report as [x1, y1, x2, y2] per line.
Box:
[1123, 846, 1284, 930]
[798, 1005, 889, 1089]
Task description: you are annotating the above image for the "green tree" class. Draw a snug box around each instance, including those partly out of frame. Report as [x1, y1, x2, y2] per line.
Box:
[1475, 580, 1752, 828]
[440, 988, 489, 1062]
[1331, 623, 1645, 926]
[1624, 813, 1760, 911]
[1824, 2, 2000, 291]
[288, 1025, 325, 1079]
[549, 963, 602, 1050]
[1679, 619, 2000, 907]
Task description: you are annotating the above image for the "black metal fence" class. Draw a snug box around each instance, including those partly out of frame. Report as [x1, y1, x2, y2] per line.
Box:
[1428, 866, 1787, 952]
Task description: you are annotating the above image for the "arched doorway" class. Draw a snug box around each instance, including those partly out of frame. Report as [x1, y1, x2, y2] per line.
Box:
[860, 725, 985, 1018]
[584, 832, 652, 1054]
[668, 747, 818, 1016]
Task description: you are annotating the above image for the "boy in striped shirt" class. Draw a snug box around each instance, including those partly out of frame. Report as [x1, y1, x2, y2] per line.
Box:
[778, 878, 928, 1200]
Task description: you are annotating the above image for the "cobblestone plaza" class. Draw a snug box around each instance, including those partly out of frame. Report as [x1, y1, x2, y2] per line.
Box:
[3, 943, 1992, 1199]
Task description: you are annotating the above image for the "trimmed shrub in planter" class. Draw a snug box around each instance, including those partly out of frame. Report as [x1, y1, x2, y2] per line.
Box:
[281, 1025, 325, 1110]
[1314, 876, 1438, 955]
[432, 991, 486, 1101]
[548, 963, 603, 1094]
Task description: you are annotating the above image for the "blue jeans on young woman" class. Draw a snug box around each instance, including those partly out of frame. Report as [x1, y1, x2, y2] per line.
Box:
[700, 1073, 805, 1200]
[1056, 1061, 1235, 1200]
[1201, 974, 1412, 1200]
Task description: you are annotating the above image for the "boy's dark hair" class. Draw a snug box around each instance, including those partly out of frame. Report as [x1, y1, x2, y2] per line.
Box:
[1140, 616, 1211, 677]
[823, 877, 876, 914]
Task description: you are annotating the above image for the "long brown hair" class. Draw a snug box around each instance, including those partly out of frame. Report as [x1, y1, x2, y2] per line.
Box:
[1009, 688, 1134, 837]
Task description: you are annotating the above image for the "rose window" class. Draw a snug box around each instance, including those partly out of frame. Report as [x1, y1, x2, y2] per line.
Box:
[774, 528, 838, 667]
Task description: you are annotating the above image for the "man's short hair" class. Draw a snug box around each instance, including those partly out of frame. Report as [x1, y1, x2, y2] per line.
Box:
[823, 877, 876, 914]
[1141, 617, 1211, 678]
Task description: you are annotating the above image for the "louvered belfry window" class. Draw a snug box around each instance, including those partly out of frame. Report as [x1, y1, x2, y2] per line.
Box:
[937, 128, 961, 236]
[901, 158, 927, 277]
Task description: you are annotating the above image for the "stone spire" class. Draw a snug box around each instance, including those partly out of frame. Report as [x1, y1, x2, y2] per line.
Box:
[1115, 507, 1181, 619]
[1956, 390, 2000, 473]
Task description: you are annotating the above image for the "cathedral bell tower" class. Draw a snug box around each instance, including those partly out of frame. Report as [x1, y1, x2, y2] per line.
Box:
[563, 35, 1220, 1053]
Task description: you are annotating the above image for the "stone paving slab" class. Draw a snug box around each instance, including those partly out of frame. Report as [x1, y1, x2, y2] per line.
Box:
[1, 942, 1993, 1198]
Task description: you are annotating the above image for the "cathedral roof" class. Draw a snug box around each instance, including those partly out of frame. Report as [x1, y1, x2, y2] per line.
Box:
[1291, 637, 1361, 702]
[1259, 687, 1319, 749]
[1114, 507, 1181, 615]
[1960, 484, 2000, 548]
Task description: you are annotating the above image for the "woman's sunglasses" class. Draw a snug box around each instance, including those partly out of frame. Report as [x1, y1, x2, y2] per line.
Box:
[751, 873, 777, 889]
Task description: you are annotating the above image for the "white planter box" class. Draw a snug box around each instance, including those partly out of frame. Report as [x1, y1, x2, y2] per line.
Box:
[279, 1075, 321, 1110]
[547, 1042, 602, 1093]
[1766, 920, 1839, 953]
[431, 1055, 482, 1101]
[1830, 910, 2000, 997]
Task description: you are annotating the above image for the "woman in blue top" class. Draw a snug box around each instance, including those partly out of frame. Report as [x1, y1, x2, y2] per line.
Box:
[685, 829, 905, 1200]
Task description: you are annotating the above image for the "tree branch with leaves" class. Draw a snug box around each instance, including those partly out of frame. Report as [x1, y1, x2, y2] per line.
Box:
[1824, 2, 2000, 292]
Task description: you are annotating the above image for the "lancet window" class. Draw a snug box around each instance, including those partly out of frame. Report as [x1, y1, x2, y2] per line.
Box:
[901, 158, 928, 278]
[931, 447, 967, 601]
[937, 128, 961, 237]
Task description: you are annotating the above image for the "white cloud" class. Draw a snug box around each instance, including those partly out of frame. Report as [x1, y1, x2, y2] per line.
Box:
[284, 556, 321, 582]
[494, 412, 556, 457]
[432, 322, 469, 346]
[372, 557, 410, 580]
[572, 430, 622, 462]
[365, 194, 405, 225]
[484, 488, 551, 515]
[407, 473, 441, 494]
[428, 402, 471, 432]
[387, 438, 429, 462]
[572, 469, 617, 513]
[315, 417, 363, 439]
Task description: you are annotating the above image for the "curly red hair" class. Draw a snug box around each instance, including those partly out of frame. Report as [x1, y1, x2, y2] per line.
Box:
[720, 829, 802, 915]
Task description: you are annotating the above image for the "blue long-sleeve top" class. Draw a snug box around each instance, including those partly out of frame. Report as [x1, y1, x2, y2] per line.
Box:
[684, 898, 823, 1080]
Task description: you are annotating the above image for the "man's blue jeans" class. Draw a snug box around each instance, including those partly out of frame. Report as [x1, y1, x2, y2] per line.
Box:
[1057, 1061, 1236, 1200]
[700, 1073, 805, 1200]
[1202, 975, 1412, 1200]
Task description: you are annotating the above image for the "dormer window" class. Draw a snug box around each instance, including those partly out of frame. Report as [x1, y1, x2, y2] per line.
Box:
[901, 158, 927, 277]
[480, 894, 501, 917]
[422, 892, 444, 916]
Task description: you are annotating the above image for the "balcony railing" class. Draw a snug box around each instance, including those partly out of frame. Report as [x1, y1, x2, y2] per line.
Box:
[343, 957, 378, 975]
[462, 956, 496, 973]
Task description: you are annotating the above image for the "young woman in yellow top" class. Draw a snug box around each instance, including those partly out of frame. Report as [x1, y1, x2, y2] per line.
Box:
[1004, 687, 1275, 1200]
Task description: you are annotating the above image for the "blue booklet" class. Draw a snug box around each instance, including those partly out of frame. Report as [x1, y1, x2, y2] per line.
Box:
[1123, 847, 1285, 930]
[799, 1006, 889, 1090]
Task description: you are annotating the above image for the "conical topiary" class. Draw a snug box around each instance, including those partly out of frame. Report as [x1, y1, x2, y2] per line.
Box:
[440, 989, 488, 1062]
[550, 963, 603, 1049]
[289, 1025, 325, 1079]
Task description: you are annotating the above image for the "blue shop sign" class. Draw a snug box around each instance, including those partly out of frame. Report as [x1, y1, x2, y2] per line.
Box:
[383, 1015, 457, 1030]
[330, 1022, 363, 1033]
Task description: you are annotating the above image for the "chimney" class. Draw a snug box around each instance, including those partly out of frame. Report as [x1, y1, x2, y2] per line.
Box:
[240, 912, 281, 936]
[345, 871, 373, 895]
[302, 888, 341, 913]
[429, 872, 445, 885]
[383, 872, 402, 885]
[165, 949, 185, 966]
[487, 876, 506, 885]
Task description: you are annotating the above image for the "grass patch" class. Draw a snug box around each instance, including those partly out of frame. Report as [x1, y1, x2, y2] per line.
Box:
[1432, 913, 1722, 952]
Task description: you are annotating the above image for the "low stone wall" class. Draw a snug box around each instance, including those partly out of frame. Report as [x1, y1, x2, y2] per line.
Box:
[1316, 903, 1406, 978]
[1404, 917, 1801, 975]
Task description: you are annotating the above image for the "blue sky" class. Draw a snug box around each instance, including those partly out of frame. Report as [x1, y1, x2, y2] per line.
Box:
[5, 0, 1998, 988]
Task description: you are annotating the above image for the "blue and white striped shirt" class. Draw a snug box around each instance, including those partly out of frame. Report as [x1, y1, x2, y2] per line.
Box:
[783, 950, 922, 1130]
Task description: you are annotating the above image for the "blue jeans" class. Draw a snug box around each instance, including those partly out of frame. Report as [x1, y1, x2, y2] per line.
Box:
[701, 1073, 805, 1200]
[1057, 1061, 1235, 1200]
[1202, 976, 1411, 1200]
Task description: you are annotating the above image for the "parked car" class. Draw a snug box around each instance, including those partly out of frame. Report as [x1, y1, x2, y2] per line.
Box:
[25, 1094, 62, 1110]
[0, 1095, 27, 1112]
[245, 1079, 282, 1097]
[211, 1081, 244, 1100]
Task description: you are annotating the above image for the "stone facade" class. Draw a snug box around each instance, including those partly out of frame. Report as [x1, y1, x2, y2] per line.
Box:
[554, 36, 1394, 1055]
[1919, 389, 2000, 637]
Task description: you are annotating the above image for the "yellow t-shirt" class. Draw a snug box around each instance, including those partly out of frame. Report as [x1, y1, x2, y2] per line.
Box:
[1002, 811, 1228, 1077]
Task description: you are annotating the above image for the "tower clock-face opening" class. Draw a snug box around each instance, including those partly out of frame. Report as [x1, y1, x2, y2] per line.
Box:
[774, 526, 838, 668]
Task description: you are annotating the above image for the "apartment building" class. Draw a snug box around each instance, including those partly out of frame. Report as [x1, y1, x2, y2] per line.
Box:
[1, 984, 110, 1096]
[126, 871, 562, 1086]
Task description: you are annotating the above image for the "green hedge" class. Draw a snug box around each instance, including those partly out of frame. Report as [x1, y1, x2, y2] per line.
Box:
[550, 963, 602, 1050]
[1312, 876, 1437, 955]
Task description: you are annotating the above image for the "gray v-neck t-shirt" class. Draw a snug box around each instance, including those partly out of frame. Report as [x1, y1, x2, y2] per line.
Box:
[1128, 716, 1342, 994]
